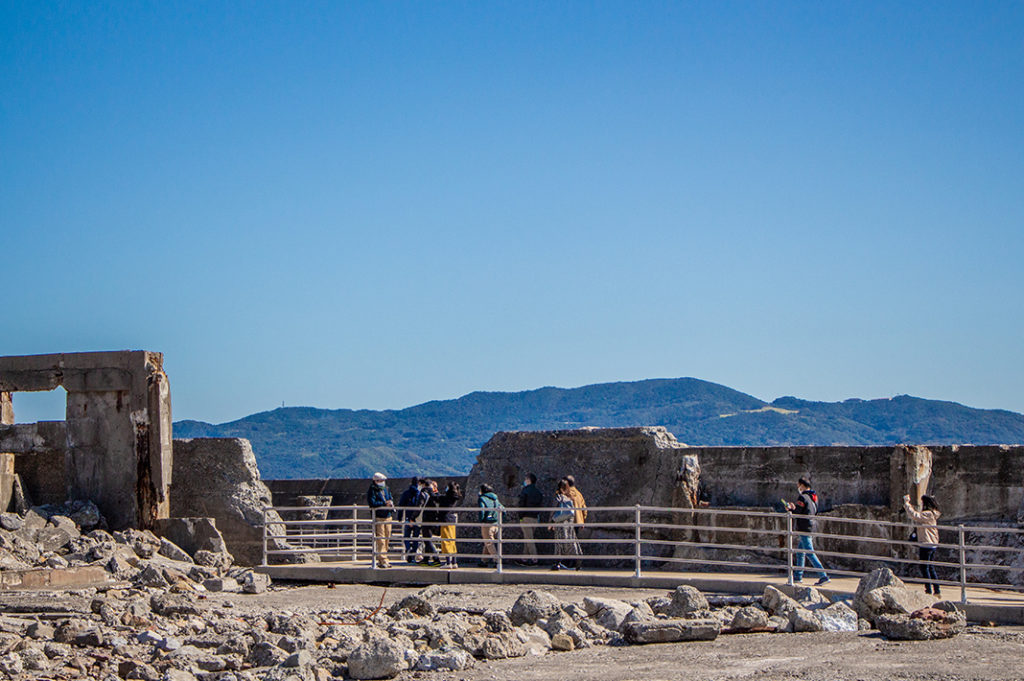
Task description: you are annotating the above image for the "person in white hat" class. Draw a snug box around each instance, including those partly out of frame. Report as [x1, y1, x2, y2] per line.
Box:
[367, 472, 395, 568]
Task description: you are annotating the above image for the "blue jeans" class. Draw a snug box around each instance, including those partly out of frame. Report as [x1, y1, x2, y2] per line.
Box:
[794, 534, 826, 581]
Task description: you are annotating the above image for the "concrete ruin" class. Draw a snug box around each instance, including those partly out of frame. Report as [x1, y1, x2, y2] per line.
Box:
[465, 427, 1024, 582]
[0, 351, 172, 530]
[0, 351, 296, 567]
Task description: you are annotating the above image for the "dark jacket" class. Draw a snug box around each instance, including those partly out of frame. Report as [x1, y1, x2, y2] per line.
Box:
[397, 484, 426, 522]
[793, 489, 818, 533]
[367, 482, 394, 519]
[518, 483, 543, 519]
[438, 490, 462, 524]
[423, 492, 444, 526]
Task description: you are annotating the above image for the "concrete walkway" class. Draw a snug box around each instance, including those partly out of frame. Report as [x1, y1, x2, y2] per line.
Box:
[257, 560, 1024, 625]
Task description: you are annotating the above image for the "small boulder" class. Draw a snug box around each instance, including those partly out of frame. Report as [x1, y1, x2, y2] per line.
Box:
[816, 601, 858, 632]
[761, 585, 800, 618]
[347, 637, 409, 680]
[788, 606, 823, 633]
[550, 633, 575, 651]
[730, 606, 769, 630]
[510, 590, 563, 626]
[669, 585, 709, 617]
[875, 607, 966, 641]
[583, 597, 634, 632]
[158, 537, 194, 563]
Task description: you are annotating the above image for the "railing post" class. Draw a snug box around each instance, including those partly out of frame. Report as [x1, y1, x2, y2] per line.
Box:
[634, 505, 642, 578]
[496, 511, 503, 574]
[371, 510, 378, 569]
[351, 507, 358, 563]
[958, 524, 967, 604]
[261, 506, 268, 566]
[786, 511, 794, 586]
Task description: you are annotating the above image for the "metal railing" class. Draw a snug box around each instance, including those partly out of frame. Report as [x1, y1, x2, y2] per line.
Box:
[261, 504, 1024, 604]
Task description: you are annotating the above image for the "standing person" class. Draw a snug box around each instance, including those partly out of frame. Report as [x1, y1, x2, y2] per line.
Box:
[784, 477, 829, 585]
[565, 475, 588, 527]
[420, 479, 442, 566]
[548, 479, 582, 570]
[904, 494, 942, 596]
[439, 482, 463, 569]
[366, 472, 395, 568]
[517, 473, 543, 566]
[477, 484, 503, 565]
[397, 477, 425, 564]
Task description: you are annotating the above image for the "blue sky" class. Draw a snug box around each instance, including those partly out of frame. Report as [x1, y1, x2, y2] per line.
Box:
[3, 2, 1023, 424]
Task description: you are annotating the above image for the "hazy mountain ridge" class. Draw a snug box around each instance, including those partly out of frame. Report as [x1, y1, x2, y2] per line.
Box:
[173, 378, 1024, 480]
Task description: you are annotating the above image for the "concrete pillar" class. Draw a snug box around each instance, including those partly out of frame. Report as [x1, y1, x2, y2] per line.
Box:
[0, 392, 12, 425]
[0, 453, 13, 513]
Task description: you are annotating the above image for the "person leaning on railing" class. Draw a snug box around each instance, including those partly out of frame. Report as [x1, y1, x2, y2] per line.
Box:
[904, 493, 942, 596]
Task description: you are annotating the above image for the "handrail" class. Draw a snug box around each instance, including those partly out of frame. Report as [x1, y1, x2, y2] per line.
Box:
[262, 502, 1024, 602]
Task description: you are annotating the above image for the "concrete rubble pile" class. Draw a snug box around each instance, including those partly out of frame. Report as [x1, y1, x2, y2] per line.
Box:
[0, 555, 965, 680]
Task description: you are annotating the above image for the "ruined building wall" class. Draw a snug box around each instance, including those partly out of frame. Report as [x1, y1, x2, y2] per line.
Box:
[0, 351, 172, 530]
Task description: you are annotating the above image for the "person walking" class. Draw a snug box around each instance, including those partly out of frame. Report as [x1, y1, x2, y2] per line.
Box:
[785, 477, 829, 585]
[366, 472, 395, 568]
[517, 473, 543, 566]
[397, 477, 426, 563]
[904, 493, 942, 596]
[548, 478, 582, 570]
[477, 484, 502, 565]
[420, 479, 442, 566]
[439, 482, 463, 569]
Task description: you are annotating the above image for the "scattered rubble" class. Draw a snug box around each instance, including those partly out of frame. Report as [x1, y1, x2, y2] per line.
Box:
[0, 509, 969, 681]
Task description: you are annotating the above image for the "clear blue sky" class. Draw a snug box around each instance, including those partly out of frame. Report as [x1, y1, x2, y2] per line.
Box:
[3, 2, 1023, 424]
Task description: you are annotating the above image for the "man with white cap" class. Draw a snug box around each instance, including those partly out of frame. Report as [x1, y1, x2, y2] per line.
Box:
[367, 472, 395, 568]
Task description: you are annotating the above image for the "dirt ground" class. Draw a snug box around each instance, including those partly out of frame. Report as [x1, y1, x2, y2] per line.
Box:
[5, 582, 1022, 681]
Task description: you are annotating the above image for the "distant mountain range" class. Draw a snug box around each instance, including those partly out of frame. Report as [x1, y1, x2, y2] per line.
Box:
[173, 378, 1024, 480]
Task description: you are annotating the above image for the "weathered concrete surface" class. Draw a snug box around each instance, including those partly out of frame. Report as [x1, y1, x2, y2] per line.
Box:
[0, 351, 173, 529]
[1, 421, 68, 506]
[0, 565, 114, 591]
[170, 438, 308, 566]
[0, 453, 13, 513]
[466, 427, 695, 513]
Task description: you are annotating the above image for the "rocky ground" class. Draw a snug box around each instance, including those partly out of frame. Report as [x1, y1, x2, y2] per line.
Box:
[0, 503, 1020, 681]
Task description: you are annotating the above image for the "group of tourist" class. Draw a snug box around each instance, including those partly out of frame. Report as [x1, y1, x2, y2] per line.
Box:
[366, 472, 589, 571]
[369, 472, 943, 594]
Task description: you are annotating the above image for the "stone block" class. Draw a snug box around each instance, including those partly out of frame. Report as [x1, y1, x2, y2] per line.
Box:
[623, 618, 721, 644]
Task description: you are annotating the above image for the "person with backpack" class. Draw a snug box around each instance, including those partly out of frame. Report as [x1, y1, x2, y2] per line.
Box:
[477, 484, 503, 566]
[397, 477, 426, 563]
[904, 493, 942, 596]
[548, 478, 582, 570]
[784, 477, 829, 585]
[366, 472, 395, 568]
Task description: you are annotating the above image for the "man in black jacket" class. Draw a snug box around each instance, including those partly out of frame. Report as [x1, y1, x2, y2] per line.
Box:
[517, 473, 543, 566]
[785, 477, 829, 585]
[397, 477, 425, 563]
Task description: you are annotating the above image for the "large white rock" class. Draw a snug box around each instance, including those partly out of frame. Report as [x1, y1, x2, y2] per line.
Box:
[347, 638, 408, 680]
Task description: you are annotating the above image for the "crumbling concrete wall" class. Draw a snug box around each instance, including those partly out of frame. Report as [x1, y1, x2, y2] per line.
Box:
[466, 427, 697, 514]
[0, 421, 68, 506]
[0, 351, 172, 529]
[170, 437, 306, 566]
